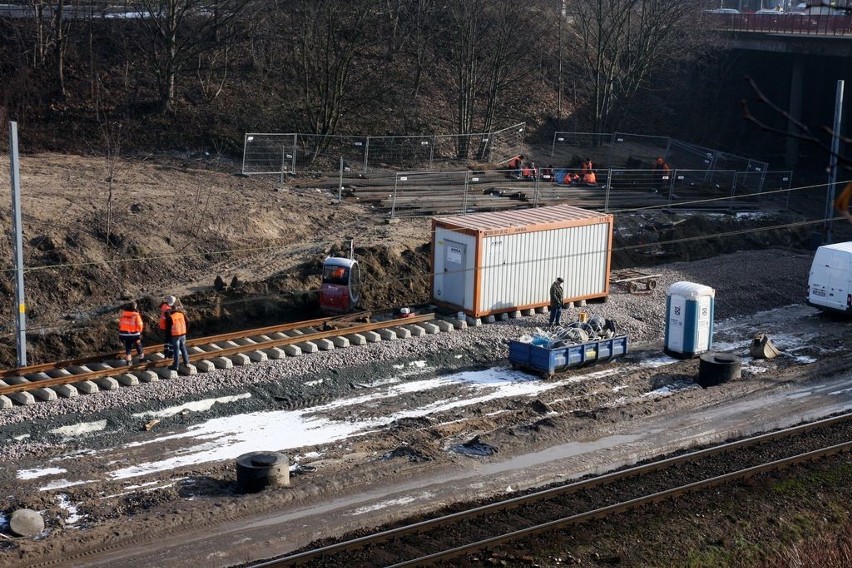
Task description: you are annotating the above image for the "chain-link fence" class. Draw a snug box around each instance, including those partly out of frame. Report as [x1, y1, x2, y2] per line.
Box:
[242, 123, 526, 175]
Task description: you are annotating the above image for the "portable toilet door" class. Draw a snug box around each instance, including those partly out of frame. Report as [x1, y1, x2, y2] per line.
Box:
[664, 281, 715, 358]
[319, 257, 361, 314]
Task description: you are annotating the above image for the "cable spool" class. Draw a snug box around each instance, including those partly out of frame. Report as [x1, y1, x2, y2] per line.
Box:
[697, 352, 741, 388]
[235, 451, 290, 493]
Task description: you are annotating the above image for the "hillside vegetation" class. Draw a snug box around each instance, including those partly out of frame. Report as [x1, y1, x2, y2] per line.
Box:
[0, 0, 718, 158]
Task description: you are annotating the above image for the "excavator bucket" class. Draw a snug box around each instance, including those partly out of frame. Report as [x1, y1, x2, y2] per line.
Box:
[749, 333, 781, 359]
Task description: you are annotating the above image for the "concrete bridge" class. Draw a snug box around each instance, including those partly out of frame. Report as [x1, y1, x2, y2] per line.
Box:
[706, 13, 852, 168]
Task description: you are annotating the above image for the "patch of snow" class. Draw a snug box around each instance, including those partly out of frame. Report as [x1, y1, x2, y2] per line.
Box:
[49, 420, 108, 438]
[39, 479, 97, 491]
[55, 494, 84, 524]
[17, 467, 67, 480]
[350, 493, 432, 515]
[132, 393, 251, 419]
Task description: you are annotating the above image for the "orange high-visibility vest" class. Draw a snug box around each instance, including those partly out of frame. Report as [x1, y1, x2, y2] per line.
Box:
[169, 311, 187, 336]
[159, 303, 171, 330]
[119, 310, 143, 334]
[835, 181, 852, 214]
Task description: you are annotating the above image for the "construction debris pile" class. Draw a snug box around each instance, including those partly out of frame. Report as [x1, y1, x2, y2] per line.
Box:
[520, 314, 619, 349]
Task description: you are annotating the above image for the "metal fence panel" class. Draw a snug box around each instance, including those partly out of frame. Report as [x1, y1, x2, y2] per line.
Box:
[608, 132, 668, 169]
[549, 132, 614, 169]
[242, 133, 297, 175]
[243, 124, 526, 175]
[488, 122, 527, 165]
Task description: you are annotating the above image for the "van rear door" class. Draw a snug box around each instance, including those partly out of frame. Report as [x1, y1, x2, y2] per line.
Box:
[809, 247, 851, 311]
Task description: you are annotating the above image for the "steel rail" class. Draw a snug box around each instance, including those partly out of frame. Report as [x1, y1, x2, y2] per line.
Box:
[258, 412, 852, 567]
[0, 314, 353, 379]
[0, 313, 435, 396]
[391, 441, 852, 567]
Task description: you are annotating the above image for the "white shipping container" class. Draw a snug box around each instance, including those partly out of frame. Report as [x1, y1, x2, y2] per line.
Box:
[431, 205, 613, 317]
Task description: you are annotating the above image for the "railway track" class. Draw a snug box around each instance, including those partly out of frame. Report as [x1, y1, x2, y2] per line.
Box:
[0, 311, 451, 408]
[255, 413, 852, 567]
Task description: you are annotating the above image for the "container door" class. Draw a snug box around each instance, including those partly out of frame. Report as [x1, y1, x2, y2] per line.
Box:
[444, 240, 467, 308]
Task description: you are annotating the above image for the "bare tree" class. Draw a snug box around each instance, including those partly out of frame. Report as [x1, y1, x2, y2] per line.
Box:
[433, 0, 541, 158]
[134, 0, 250, 111]
[567, 0, 705, 132]
[24, 0, 72, 96]
[288, 0, 375, 137]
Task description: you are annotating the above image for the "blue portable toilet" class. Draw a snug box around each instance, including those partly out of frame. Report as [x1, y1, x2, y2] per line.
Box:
[664, 281, 715, 358]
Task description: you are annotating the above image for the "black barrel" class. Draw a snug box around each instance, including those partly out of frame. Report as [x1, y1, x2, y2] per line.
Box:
[697, 352, 741, 388]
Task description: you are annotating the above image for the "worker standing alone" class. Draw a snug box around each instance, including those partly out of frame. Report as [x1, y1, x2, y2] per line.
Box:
[548, 277, 565, 327]
[118, 301, 145, 364]
[166, 304, 191, 371]
[653, 157, 671, 193]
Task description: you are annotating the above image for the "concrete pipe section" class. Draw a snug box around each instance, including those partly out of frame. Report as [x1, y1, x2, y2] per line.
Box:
[235, 451, 290, 493]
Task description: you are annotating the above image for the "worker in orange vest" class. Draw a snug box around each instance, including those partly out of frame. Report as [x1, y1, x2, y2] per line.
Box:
[506, 154, 524, 178]
[159, 295, 176, 358]
[835, 181, 852, 224]
[165, 304, 190, 371]
[583, 169, 597, 185]
[118, 301, 145, 364]
[653, 157, 672, 193]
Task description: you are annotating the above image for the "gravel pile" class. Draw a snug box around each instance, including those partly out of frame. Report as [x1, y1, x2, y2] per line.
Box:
[0, 249, 814, 435]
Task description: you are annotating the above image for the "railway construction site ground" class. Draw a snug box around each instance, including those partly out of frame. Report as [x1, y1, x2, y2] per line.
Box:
[0, 153, 851, 567]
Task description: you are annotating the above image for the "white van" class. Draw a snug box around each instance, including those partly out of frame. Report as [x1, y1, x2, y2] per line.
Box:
[807, 241, 852, 313]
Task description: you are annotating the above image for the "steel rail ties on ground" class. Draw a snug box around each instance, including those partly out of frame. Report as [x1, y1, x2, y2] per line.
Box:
[0, 315, 345, 380]
[259, 412, 852, 567]
[0, 313, 436, 397]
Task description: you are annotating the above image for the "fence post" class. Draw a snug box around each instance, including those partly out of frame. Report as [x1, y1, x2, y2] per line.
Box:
[668, 169, 675, 208]
[391, 172, 400, 219]
[364, 136, 370, 172]
[462, 170, 470, 214]
[730, 173, 738, 214]
[430, 136, 436, 170]
[291, 134, 297, 175]
[338, 157, 344, 202]
[280, 145, 287, 186]
[604, 169, 612, 213]
[533, 173, 540, 207]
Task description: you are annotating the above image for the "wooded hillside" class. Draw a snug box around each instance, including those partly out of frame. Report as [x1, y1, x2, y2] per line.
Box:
[0, 0, 717, 159]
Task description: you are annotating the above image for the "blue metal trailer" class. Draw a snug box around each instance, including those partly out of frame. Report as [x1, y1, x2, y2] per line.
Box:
[508, 335, 629, 377]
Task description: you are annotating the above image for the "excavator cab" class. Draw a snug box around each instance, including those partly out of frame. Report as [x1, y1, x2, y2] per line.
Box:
[319, 257, 361, 314]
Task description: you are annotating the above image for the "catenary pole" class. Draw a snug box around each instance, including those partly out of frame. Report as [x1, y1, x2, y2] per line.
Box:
[9, 121, 27, 367]
[825, 80, 844, 244]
